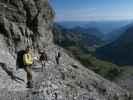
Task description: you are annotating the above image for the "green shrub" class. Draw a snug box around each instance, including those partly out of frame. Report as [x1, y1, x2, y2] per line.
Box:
[75, 54, 121, 80]
[88, 57, 121, 80]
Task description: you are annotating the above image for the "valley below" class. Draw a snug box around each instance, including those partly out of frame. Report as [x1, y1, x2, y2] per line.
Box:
[53, 21, 133, 98]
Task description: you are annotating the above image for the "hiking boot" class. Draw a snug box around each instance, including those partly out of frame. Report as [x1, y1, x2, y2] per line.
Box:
[27, 80, 33, 88]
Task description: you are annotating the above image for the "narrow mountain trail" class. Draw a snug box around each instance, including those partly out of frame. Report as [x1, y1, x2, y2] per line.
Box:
[0, 45, 131, 100]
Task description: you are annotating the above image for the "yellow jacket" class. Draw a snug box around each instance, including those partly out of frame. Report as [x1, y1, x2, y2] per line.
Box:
[23, 53, 33, 65]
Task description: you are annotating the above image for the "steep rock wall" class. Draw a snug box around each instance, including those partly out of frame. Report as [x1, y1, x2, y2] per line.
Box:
[0, 0, 54, 52]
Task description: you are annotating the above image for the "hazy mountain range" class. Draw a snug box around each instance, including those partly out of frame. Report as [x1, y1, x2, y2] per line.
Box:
[55, 21, 133, 65]
[96, 24, 133, 65]
[53, 23, 104, 48]
[104, 23, 133, 43]
[57, 20, 132, 34]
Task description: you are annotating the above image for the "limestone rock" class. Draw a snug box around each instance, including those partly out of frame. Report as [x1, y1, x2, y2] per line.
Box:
[0, 0, 131, 100]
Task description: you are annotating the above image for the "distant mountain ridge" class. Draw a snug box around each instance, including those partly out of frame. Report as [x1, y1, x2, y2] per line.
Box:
[69, 26, 104, 39]
[53, 23, 104, 48]
[96, 24, 133, 65]
[57, 20, 132, 34]
[104, 23, 133, 43]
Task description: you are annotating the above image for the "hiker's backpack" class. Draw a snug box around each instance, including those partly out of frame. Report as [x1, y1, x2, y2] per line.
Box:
[39, 52, 48, 61]
[23, 53, 33, 65]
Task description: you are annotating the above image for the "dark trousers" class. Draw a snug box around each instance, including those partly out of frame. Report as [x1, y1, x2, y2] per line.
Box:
[24, 65, 32, 81]
[56, 58, 59, 64]
[41, 61, 45, 71]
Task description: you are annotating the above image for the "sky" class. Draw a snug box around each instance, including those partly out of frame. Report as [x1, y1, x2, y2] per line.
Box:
[50, 0, 133, 21]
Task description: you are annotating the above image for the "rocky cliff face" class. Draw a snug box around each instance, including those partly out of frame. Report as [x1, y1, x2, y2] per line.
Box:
[0, 0, 54, 51]
[0, 0, 131, 100]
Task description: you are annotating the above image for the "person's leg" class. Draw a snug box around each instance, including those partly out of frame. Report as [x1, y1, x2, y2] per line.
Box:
[25, 66, 28, 81]
[56, 57, 59, 65]
[25, 65, 33, 88]
[41, 61, 43, 71]
[55, 58, 58, 64]
[42, 61, 45, 72]
[28, 65, 32, 81]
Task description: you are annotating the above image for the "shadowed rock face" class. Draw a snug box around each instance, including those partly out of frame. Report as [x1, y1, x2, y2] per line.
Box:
[0, 0, 131, 100]
[0, 0, 54, 51]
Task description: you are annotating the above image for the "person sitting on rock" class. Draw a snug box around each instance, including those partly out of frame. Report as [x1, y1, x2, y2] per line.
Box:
[39, 50, 48, 72]
[23, 46, 33, 88]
